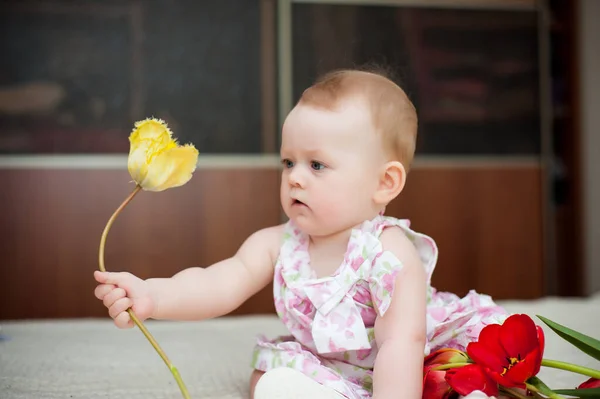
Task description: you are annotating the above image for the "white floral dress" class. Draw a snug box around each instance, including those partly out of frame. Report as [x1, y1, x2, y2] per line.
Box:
[251, 214, 507, 398]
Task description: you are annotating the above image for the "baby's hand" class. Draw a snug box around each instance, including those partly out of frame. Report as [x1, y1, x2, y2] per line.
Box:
[93, 271, 156, 329]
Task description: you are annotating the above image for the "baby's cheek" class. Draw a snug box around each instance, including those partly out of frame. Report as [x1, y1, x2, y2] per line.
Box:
[318, 194, 346, 215]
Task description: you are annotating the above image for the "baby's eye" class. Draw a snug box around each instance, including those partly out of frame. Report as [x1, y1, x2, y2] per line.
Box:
[281, 159, 294, 168]
[310, 161, 325, 171]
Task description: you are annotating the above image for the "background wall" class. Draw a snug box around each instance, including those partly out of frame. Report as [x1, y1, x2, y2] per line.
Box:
[580, 0, 600, 295]
[0, 1, 588, 320]
[0, 160, 543, 319]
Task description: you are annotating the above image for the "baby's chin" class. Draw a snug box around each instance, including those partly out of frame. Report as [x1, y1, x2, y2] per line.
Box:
[287, 214, 347, 237]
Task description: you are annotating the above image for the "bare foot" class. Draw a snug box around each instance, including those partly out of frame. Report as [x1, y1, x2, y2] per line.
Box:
[249, 369, 265, 399]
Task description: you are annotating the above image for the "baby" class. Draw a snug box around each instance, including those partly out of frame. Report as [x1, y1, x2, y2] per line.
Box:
[94, 68, 506, 399]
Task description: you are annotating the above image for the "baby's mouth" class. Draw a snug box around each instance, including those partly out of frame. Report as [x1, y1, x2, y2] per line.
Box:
[293, 199, 306, 206]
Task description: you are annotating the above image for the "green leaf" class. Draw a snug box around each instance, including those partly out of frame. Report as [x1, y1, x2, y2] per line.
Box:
[553, 388, 600, 397]
[537, 315, 600, 361]
[526, 376, 562, 399]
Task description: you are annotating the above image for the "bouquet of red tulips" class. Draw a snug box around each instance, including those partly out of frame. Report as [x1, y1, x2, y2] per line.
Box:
[423, 314, 600, 398]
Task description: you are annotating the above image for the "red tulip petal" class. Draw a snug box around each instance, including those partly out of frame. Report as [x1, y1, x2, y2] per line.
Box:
[446, 364, 499, 397]
[505, 348, 539, 383]
[467, 324, 507, 372]
[423, 369, 453, 399]
[537, 325, 545, 353]
[534, 325, 545, 374]
[578, 377, 600, 389]
[487, 369, 525, 389]
[425, 348, 468, 367]
[499, 314, 539, 357]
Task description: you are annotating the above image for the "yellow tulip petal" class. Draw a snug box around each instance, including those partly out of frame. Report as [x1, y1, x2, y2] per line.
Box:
[139, 144, 199, 192]
[127, 118, 177, 184]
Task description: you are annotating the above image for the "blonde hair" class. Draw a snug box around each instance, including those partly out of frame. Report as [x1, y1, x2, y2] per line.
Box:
[298, 68, 418, 170]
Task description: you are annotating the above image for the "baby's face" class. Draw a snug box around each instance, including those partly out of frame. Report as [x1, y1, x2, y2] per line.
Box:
[280, 100, 385, 236]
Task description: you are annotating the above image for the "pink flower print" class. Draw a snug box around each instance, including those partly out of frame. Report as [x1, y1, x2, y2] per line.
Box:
[293, 259, 303, 270]
[468, 294, 481, 308]
[361, 308, 376, 325]
[321, 370, 343, 382]
[353, 286, 371, 304]
[347, 242, 358, 253]
[300, 328, 313, 344]
[350, 256, 365, 271]
[331, 311, 355, 331]
[454, 302, 467, 314]
[346, 312, 357, 326]
[275, 270, 285, 286]
[381, 272, 397, 296]
[428, 307, 448, 322]
[275, 298, 286, 313]
[345, 330, 356, 340]
[356, 348, 372, 361]
[328, 338, 346, 353]
[330, 312, 346, 332]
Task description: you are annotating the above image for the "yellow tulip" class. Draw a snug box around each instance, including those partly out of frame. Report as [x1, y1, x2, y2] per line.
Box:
[97, 117, 198, 399]
[127, 118, 199, 192]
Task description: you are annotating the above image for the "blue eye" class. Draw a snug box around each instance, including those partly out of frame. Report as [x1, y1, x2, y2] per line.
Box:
[311, 161, 325, 171]
[281, 159, 294, 168]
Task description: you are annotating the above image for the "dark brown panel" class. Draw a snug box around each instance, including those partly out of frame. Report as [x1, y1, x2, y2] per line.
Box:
[0, 168, 280, 320]
[0, 165, 543, 320]
[386, 165, 544, 300]
[550, 0, 584, 296]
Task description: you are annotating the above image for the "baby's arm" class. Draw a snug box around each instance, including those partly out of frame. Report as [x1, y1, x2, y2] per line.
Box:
[94, 224, 283, 326]
[148, 225, 283, 320]
[372, 227, 427, 399]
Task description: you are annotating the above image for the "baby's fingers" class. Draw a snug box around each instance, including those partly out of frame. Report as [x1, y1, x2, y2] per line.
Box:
[114, 311, 134, 329]
[94, 284, 116, 300]
[109, 297, 133, 320]
[102, 287, 127, 309]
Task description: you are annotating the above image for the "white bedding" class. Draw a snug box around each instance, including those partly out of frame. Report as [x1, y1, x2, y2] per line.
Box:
[1, 294, 599, 399]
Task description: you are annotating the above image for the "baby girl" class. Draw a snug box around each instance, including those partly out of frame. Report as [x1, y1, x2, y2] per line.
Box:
[94, 68, 506, 398]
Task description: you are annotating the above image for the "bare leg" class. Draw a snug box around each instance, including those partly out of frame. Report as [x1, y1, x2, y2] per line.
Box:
[249, 369, 265, 399]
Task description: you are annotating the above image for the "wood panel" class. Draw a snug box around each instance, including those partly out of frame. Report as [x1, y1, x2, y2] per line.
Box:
[386, 165, 544, 299]
[0, 164, 544, 320]
[0, 168, 280, 320]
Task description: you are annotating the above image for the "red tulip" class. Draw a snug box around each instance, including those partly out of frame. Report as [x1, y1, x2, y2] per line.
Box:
[425, 348, 470, 366]
[423, 367, 457, 399]
[423, 349, 467, 399]
[445, 364, 499, 397]
[578, 377, 600, 389]
[423, 349, 468, 399]
[467, 314, 545, 388]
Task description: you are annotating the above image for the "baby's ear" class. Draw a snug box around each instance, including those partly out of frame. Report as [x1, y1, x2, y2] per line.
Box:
[373, 161, 406, 205]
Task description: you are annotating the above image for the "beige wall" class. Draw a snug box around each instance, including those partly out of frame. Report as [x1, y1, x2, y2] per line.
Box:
[580, 0, 600, 295]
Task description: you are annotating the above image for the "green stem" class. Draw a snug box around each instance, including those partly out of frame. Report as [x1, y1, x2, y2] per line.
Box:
[542, 359, 600, 380]
[526, 376, 565, 399]
[99, 185, 191, 399]
[431, 362, 470, 371]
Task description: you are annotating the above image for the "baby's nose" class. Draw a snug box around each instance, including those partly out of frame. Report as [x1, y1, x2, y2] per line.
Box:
[288, 167, 305, 187]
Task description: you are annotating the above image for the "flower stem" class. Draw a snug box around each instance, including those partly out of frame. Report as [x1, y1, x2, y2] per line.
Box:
[541, 359, 600, 379]
[99, 185, 191, 399]
[98, 185, 142, 273]
[431, 362, 470, 371]
[526, 376, 565, 399]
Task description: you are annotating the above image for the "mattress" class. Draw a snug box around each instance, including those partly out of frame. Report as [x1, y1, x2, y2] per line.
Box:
[1, 294, 599, 399]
